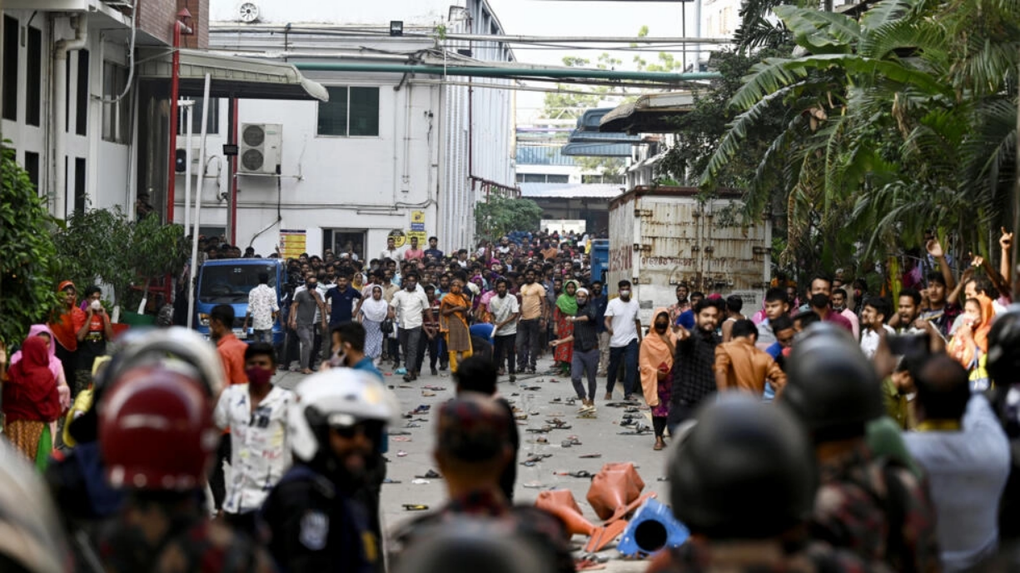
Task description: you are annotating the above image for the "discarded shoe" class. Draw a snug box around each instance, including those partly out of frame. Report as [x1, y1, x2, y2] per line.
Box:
[403, 504, 429, 511]
[579, 453, 602, 459]
[415, 469, 442, 479]
[396, 451, 408, 457]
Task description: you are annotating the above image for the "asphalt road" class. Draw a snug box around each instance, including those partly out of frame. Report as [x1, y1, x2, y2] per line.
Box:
[275, 352, 671, 572]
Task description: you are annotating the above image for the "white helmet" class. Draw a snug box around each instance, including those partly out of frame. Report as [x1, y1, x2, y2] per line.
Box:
[0, 442, 71, 573]
[289, 369, 399, 463]
[100, 327, 226, 397]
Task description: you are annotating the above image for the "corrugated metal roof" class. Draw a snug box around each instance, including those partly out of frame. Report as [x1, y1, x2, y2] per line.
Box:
[521, 183, 625, 199]
[561, 141, 634, 157]
[516, 145, 579, 166]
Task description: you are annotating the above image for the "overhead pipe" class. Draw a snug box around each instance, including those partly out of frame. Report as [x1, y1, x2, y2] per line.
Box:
[54, 15, 87, 219]
[292, 62, 720, 83]
[167, 8, 193, 223]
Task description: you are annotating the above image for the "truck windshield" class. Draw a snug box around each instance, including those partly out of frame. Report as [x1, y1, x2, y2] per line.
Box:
[199, 264, 278, 304]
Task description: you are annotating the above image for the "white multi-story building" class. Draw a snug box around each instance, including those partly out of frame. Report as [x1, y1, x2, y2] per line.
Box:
[193, 0, 517, 258]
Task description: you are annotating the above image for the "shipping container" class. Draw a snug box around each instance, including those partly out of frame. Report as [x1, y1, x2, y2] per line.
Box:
[607, 187, 771, 325]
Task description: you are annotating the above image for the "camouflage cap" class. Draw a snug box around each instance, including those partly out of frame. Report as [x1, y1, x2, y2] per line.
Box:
[436, 396, 511, 463]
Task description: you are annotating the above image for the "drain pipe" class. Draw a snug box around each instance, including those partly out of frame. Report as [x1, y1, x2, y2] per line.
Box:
[54, 15, 87, 219]
[166, 8, 193, 223]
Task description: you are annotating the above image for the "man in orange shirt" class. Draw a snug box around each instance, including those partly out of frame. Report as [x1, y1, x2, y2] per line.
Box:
[208, 304, 249, 513]
[714, 319, 786, 397]
[210, 304, 248, 386]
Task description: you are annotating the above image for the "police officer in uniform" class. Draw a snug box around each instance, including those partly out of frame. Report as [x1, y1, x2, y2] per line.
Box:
[259, 368, 397, 572]
[47, 327, 228, 571]
[96, 362, 273, 572]
[780, 324, 940, 572]
[647, 393, 884, 572]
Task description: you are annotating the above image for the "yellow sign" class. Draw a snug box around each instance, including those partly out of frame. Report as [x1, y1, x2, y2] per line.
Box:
[280, 229, 306, 260]
[388, 229, 407, 248]
[408, 210, 427, 247]
[411, 210, 425, 224]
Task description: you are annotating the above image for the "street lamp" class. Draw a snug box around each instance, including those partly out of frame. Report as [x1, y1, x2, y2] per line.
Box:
[390, 20, 404, 36]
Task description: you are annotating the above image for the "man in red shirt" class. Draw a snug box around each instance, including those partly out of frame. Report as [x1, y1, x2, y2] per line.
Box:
[805, 275, 854, 334]
[210, 304, 248, 385]
[404, 236, 425, 262]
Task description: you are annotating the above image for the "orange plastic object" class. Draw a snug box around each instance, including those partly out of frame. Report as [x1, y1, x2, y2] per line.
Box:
[535, 489, 628, 553]
[586, 462, 652, 523]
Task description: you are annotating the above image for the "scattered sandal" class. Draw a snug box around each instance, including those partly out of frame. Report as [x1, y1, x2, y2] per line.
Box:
[403, 504, 429, 511]
[578, 453, 602, 459]
[415, 469, 442, 479]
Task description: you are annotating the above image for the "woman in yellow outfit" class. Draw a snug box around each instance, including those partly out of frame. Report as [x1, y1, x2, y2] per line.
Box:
[440, 278, 473, 372]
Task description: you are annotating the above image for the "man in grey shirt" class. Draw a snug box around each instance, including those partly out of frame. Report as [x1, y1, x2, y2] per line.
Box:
[289, 276, 327, 374]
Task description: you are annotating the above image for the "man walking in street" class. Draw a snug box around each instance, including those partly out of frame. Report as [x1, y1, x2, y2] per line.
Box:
[516, 269, 547, 375]
[667, 299, 721, 431]
[550, 287, 600, 414]
[391, 272, 430, 382]
[325, 272, 362, 332]
[243, 272, 279, 344]
[489, 278, 520, 383]
[290, 276, 327, 374]
[214, 342, 293, 536]
[590, 281, 610, 376]
[604, 280, 642, 401]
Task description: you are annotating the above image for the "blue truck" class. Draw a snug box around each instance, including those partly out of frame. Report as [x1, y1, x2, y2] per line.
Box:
[590, 239, 609, 285]
[194, 258, 287, 345]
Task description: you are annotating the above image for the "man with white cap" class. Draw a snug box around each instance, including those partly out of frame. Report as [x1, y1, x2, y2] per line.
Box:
[550, 287, 601, 414]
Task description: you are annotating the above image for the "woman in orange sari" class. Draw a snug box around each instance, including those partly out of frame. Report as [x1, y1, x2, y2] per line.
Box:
[639, 308, 677, 451]
[440, 278, 474, 373]
[48, 280, 85, 394]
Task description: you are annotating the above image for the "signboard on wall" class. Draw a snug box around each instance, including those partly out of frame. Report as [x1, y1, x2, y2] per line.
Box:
[280, 229, 307, 260]
[388, 229, 407, 248]
[408, 210, 427, 246]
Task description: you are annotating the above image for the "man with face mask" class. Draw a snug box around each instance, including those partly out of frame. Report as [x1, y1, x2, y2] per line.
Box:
[260, 369, 397, 573]
[214, 342, 294, 536]
[604, 280, 642, 401]
[290, 277, 328, 374]
[805, 274, 854, 334]
[550, 288, 601, 413]
[667, 299, 722, 432]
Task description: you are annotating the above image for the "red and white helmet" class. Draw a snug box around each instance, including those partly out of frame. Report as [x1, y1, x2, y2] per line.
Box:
[99, 365, 219, 490]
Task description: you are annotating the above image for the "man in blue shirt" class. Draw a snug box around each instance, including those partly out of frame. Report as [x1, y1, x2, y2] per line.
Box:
[589, 281, 610, 376]
[325, 272, 362, 329]
[424, 236, 444, 260]
[329, 321, 382, 380]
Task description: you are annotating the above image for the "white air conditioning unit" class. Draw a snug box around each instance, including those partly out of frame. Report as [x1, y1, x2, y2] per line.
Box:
[239, 123, 282, 175]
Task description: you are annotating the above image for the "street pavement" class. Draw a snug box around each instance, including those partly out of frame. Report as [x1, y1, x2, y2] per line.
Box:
[274, 352, 671, 572]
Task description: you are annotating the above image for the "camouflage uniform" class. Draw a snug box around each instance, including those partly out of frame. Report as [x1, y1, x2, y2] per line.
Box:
[646, 537, 891, 573]
[98, 506, 273, 573]
[389, 489, 574, 573]
[811, 443, 941, 573]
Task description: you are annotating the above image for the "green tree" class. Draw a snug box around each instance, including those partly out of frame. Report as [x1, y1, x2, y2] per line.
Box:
[475, 195, 544, 243]
[54, 208, 189, 312]
[701, 0, 1018, 275]
[0, 144, 61, 346]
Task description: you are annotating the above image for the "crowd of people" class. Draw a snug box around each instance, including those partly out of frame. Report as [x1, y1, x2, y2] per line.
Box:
[2, 226, 1020, 572]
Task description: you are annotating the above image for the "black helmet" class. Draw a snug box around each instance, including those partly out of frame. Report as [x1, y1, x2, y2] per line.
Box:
[989, 305, 1020, 385]
[669, 394, 817, 539]
[781, 323, 883, 441]
[392, 517, 557, 573]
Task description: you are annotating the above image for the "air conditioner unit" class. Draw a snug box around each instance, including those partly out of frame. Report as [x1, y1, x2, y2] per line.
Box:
[174, 145, 203, 174]
[239, 123, 282, 175]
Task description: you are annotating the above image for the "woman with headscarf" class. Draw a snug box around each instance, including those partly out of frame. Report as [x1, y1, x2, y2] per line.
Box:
[639, 308, 677, 451]
[441, 278, 474, 373]
[553, 280, 579, 375]
[358, 285, 389, 363]
[947, 295, 994, 391]
[48, 280, 86, 389]
[10, 325, 72, 419]
[3, 336, 63, 469]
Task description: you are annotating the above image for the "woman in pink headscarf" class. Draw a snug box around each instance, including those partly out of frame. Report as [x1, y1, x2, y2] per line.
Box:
[9, 325, 73, 451]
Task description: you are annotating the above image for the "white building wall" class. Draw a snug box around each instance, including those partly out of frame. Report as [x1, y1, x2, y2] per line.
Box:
[1, 10, 131, 217]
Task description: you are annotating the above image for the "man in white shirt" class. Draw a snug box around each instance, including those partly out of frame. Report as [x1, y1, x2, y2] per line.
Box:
[243, 271, 279, 344]
[603, 280, 642, 401]
[390, 272, 430, 382]
[379, 236, 403, 261]
[903, 354, 1010, 572]
[859, 296, 895, 359]
[488, 277, 520, 382]
[214, 342, 293, 534]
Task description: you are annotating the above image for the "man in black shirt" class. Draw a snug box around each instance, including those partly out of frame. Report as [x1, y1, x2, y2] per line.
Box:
[667, 299, 721, 432]
[550, 287, 600, 414]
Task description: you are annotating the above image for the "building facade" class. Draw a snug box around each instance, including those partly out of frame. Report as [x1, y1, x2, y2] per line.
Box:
[1, 0, 210, 218]
[197, 0, 517, 258]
